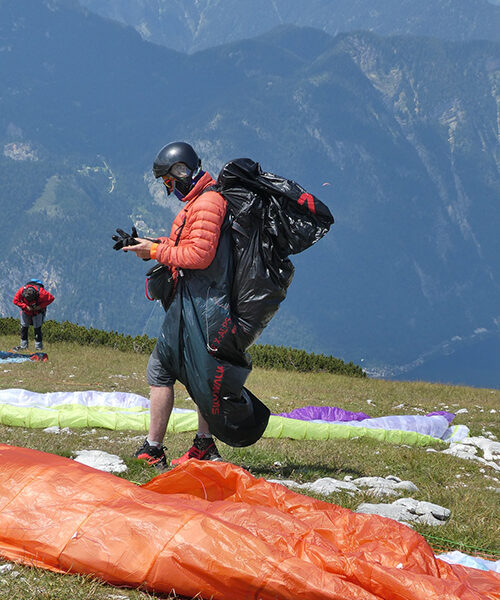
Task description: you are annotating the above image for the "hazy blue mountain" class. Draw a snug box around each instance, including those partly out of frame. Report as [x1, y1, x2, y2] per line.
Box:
[381, 333, 500, 389]
[77, 0, 500, 53]
[1, 0, 499, 388]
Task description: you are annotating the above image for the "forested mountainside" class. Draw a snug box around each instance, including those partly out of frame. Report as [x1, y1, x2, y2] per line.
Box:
[1, 0, 499, 387]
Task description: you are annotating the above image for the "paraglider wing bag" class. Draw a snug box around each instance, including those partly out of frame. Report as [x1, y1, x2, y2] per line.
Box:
[145, 264, 175, 307]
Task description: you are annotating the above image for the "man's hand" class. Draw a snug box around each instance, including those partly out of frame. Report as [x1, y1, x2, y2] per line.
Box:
[112, 226, 139, 251]
[123, 238, 155, 259]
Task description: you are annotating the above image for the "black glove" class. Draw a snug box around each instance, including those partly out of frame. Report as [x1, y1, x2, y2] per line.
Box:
[112, 226, 139, 251]
[112, 226, 161, 261]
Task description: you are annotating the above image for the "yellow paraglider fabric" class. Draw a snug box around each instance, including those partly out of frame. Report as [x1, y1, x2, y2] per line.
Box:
[0, 387, 448, 446]
[0, 444, 498, 599]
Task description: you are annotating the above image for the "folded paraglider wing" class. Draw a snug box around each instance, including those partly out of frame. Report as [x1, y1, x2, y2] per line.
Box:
[0, 444, 498, 600]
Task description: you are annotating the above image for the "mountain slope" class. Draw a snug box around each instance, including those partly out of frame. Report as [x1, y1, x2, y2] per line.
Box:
[1, 0, 499, 387]
[77, 0, 500, 53]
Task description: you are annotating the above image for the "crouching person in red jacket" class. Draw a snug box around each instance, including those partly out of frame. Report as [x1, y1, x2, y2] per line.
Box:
[12, 280, 55, 351]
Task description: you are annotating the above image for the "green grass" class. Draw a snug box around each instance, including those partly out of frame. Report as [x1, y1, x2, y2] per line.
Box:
[0, 334, 499, 599]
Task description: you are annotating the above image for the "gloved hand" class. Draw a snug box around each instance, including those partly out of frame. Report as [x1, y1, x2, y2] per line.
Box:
[112, 226, 139, 251]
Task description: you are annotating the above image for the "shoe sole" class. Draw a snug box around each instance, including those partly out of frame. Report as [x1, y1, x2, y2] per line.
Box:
[135, 453, 167, 469]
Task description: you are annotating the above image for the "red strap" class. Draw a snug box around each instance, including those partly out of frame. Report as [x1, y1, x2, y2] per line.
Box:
[145, 278, 154, 301]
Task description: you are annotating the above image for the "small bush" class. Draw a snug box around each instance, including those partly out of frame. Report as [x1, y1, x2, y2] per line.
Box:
[0, 317, 18, 336]
[250, 344, 366, 377]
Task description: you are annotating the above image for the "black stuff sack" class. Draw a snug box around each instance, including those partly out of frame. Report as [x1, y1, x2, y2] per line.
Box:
[145, 263, 175, 312]
[208, 157, 334, 359]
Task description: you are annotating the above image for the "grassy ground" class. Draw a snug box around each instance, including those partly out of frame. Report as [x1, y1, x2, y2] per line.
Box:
[0, 334, 499, 599]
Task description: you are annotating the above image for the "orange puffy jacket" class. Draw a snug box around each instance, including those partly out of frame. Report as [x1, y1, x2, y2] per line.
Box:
[150, 172, 227, 270]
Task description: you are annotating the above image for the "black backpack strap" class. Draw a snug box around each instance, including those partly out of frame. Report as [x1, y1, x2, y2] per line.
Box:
[173, 214, 187, 245]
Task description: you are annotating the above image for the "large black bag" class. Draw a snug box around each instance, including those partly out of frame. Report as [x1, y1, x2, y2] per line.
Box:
[209, 158, 334, 359]
[145, 263, 175, 312]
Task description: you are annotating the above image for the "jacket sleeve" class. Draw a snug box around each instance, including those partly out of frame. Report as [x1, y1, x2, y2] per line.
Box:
[37, 289, 55, 310]
[13, 288, 29, 311]
[153, 192, 227, 270]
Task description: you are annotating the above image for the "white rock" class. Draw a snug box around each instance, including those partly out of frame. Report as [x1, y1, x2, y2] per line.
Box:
[394, 481, 420, 493]
[267, 479, 300, 488]
[392, 497, 418, 511]
[0, 564, 14, 573]
[415, 513, 446, 526]
[445, 444, 478, 455]
[356, 502, 413, 522]
[43, 426, 61, 434]
[365, 486, 400, 497]
[357, 497, 450, 526]
[415, 501, 450, 520]
[73, 450, 127, 473]
[354, 476, 395, 487]
[304, 478, 359, 496]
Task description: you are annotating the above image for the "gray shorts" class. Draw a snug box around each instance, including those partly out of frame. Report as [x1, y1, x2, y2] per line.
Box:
[146, 345, 176, 387]
[20, 311, 45, 328]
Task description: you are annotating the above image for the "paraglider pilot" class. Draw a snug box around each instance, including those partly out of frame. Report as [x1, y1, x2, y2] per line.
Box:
[12, 280, 54, 351]
[113, 142, 227, 469]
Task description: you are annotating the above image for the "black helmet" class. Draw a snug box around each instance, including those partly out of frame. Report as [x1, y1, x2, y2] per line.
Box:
[22, 286, 38, 303]
[153, 141, 200, 178]
[153, 141, 202, 198]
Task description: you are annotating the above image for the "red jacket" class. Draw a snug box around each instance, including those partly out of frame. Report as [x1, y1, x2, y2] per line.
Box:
[13, 286, 55, 316]
[150, 172, 227, 270]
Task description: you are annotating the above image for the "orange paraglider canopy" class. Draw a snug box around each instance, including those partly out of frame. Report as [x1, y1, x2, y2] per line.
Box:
[0, 444, 498, 599]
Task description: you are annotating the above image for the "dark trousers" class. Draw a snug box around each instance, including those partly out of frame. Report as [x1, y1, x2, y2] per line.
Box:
[20, 311, 45, 344]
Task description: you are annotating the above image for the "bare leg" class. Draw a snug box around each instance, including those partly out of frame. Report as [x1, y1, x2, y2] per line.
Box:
[197, 407, 211, 436]
[148, 385, 174, 444]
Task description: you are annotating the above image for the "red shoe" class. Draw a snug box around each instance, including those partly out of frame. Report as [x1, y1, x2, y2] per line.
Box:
[170, 436, 222, 466]
[134, 439, 168, 470]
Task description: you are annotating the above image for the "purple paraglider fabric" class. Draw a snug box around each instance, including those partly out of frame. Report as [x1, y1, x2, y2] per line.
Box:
[276, 406, 370, 422]
[426, 411, 455, 423]
[270, 407, 466, 443]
